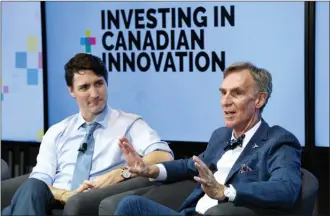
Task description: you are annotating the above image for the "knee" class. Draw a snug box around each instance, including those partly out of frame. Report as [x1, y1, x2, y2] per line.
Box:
[19, 178, 49, 197]
[204, 204, 230, 216]
[115, 195, 141, 213]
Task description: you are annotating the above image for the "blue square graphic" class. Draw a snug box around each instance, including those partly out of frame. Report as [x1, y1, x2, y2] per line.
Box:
[80, 37, 86, 45]
[16, 52, 27, 68]
[27, 69, 38, 85]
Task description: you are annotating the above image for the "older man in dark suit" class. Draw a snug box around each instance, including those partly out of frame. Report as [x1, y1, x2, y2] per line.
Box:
[113, 62, 302, 216]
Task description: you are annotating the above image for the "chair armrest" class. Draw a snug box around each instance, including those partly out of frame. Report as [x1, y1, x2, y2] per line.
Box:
[143, 179, 197, 211]
[99, 185, 156, 215]
[63, 177, 157, 216]
[1, 174, 30, 210]
[204, 202, 258, 216]
[98, 179, 197, 215]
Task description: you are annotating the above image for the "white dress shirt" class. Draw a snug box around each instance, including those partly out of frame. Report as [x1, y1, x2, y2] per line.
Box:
[153, 120, 261, 214]
[30, 105, 173, 190]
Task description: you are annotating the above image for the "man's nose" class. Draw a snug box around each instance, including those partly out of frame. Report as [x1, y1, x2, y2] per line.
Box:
[89, 87, 99, 98]
[221, 95, 233, 107]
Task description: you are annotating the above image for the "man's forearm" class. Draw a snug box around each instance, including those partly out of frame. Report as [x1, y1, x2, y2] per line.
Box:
[103, 151, 172, 181]
[142, 150, 173, 166]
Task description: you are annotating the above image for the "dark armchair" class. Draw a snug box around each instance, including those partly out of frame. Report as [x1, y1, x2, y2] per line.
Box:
[1, 173, 157, 216]
[99, 168, 319, 216]
[1, 159, 10, 181]
[291, 168, 319, 216]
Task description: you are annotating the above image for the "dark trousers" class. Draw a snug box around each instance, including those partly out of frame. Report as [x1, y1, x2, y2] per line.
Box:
[2, 178, 58, 216]
[114, 195, 205, 216]
[114, 195, 185, 216]
[113, 194, 289, 216]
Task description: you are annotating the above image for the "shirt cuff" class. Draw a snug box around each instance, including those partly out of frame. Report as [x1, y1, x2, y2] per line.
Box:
[149, 164, 167, 181]
[224, 184, 237, 202]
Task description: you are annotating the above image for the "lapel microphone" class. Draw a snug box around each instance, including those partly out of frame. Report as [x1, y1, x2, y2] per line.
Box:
[224, 134, 246, 151]
[78, 143, 87, 153]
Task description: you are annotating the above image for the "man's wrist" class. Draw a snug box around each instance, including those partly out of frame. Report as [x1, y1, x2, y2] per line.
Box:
[60, 191, 76, 204]
[148, 165, 160, 178]
[59, 191, 69, 204]
[50, 187, 67, 201]
[224, 184, 237, 202]
[215, 184, 226, 201]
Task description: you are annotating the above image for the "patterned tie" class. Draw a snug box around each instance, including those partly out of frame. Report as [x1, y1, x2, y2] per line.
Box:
[71, 122, 98, 190]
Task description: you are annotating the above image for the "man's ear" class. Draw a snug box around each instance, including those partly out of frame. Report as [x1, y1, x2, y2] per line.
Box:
[68, 86, 75, 98]
[255, 92, 267, 109]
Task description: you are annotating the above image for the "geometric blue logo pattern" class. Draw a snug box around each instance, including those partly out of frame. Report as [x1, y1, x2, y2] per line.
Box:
[27, 69, 38, 85]
[15, 52, 27, 68]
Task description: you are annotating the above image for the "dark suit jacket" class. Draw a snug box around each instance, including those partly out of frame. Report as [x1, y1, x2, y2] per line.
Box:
[161, 119, 302, 212]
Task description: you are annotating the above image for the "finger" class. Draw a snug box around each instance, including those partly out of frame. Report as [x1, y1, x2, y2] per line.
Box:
[193, 176, 208, 185]
[75, 186, 85, 193]
[193, 156, 211, 177]
[118, 140, 129, 154]
[193, 156, 208, 169]
[119, 144, 129, 155]
[119, 136, 128, 142]
[83, 188, 91, 192]
[120, 136, 129, 144]
[84, 180, 96, 187]
[194, 162, 209, 179]
[122, 165, 129, 170]
[118, 140, 123, 148]
[118, 137, 129, 148]
[122, 139, 134, 150]
[128, 166, 143, 175]
[75, 183, 89, 193]
[122, 140, 140, 157]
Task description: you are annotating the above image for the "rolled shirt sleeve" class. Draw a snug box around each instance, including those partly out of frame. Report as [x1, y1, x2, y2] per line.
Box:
[128, 119, 174, 158]
[29, 125, 59, 186]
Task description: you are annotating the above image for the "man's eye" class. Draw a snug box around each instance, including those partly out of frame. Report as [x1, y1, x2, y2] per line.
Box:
[233, 90, 242, 95]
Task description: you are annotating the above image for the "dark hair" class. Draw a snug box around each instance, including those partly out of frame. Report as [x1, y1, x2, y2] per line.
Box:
[64, 53, 108, 87]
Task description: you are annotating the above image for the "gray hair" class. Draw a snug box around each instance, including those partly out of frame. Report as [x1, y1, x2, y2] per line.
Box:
[223, 62, 273, 112]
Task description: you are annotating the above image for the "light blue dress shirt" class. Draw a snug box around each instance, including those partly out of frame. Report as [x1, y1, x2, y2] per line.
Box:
[30, 105, 173, 190]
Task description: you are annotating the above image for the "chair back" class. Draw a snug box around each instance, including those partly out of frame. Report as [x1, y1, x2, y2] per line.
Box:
[293, 168, 319, 216]
[1, 159, 10, 181]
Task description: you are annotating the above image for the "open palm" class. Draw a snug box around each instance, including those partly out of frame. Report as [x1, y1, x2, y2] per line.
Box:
[118, 137, 148, 175]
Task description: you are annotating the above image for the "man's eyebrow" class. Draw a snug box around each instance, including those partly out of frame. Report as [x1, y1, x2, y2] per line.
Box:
[77, 83, 89, 87]
[219, 87, 243, 92]
[95, 79, 104, 83]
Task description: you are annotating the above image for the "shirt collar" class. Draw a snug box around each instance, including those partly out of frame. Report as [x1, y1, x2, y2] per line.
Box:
[75, 105, 111, 131]
[231, 119, 262, 148]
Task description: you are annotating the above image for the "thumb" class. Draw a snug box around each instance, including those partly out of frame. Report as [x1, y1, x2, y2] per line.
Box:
[128, 166, 140, 174]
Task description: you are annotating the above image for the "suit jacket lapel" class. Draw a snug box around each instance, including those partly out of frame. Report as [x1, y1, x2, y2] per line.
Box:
[210, 129, 232, 172]
[224, 119, 269, 184]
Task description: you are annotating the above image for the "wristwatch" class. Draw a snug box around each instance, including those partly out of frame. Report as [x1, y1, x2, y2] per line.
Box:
[121, 168, 132, 179]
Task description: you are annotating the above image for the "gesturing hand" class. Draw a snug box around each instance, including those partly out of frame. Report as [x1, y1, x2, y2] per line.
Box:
[118, 137, 150, 177]
[193, 156, 226, 200]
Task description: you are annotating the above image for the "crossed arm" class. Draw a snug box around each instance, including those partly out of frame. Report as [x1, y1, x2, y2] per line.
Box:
[48, 145, 172, 204]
